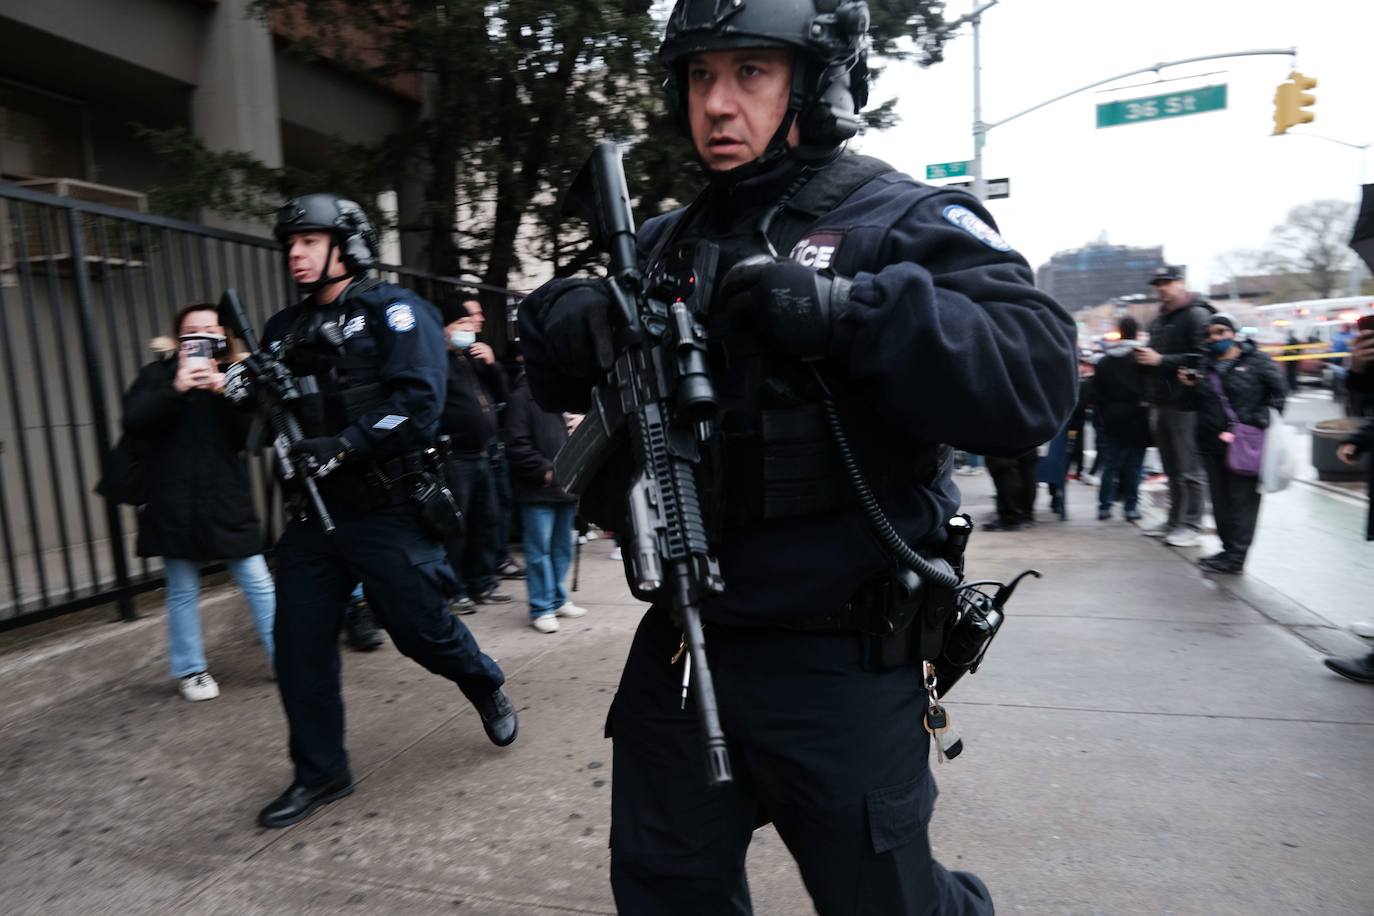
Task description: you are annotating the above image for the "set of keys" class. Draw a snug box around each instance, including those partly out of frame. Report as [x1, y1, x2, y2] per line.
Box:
[922, 661, 963, 763]
[672, 636, 691, 709]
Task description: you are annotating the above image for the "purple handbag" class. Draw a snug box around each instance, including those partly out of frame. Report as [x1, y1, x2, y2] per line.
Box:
[1209, 374, 1264, 476]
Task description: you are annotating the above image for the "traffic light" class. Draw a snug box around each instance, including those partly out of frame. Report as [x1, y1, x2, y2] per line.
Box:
[1272, 70, 1317, 135]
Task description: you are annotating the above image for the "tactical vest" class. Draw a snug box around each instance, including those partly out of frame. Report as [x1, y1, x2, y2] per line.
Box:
[280, 279, 391, 438]
[650, 154, 947, 530]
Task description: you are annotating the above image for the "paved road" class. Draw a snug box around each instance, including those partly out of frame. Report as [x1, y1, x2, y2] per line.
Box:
[1, 473, 1370, 915]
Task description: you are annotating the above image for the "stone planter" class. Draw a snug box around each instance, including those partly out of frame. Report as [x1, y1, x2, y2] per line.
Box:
[1310, 418, 1370, 481]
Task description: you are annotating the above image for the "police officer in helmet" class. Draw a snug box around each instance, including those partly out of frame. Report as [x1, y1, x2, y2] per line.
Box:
[519, 1, 1077, 912]
[244, 193, 518, 829]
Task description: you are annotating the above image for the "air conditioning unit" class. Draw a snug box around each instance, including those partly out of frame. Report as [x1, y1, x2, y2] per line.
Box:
[7, 177, 148, 271]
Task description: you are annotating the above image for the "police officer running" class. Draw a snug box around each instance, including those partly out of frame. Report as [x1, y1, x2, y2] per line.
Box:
[518, 1, 1077, 913]
[235, 194, 518, 829]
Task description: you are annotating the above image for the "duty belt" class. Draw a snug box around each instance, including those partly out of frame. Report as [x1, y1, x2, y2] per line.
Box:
[780, 575, 899, 637]
[371, 451, 430, 480]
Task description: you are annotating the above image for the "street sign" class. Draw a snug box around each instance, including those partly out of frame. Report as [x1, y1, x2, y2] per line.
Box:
[926, 160, 970, 180]
[944, 178, 1011, 200]
[1096, 84, 1227, 128]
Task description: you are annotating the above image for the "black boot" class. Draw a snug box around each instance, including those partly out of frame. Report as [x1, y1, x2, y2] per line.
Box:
[344, 599, 385, 652]
[474, 688, 519, 747]
[1323, 652, 1374, 684]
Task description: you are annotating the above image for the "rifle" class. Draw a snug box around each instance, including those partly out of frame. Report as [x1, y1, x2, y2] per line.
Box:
[218, 288, 335, 534]
[553, 142, 731, 786]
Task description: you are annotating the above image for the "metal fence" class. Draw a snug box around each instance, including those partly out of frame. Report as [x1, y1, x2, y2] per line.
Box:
[0, 182, 511, 630]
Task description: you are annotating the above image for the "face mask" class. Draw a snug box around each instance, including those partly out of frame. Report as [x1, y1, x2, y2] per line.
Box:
[448, 329, 476, 350]
[1206, 338, 1233, 356]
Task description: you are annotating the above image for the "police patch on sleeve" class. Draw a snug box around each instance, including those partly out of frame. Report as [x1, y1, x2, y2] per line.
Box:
[385, 303, 416, 333]
[941, 205, 1012, 252]
[372, 414, 407, 431]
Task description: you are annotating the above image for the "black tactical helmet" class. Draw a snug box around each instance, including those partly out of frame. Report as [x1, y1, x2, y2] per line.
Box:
[659, 0, 872, 161]
[273, 193, 380, 273]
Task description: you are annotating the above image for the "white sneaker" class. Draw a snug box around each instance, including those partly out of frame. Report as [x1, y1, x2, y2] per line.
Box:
[609, 546, 622, 561]
[584, 530, 599, 541]
[179, 672, 220, 702]
[556, 602, 588, 619]
[1164, 527, 1201, 548]
[1142, 522, 1171, 538]
[1081, 473, 1100, 486]
[530, 614, 560, 634]
[1349, 621, 1374, 642]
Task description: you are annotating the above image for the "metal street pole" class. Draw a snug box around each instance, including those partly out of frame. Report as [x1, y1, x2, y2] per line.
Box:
[944, 1, 1000, 202]
[971, 11, 986, 201]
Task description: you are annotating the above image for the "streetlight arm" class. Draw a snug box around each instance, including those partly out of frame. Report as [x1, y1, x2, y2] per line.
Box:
[985, 48, 1297, 131]
[943, 0, 1000, 32]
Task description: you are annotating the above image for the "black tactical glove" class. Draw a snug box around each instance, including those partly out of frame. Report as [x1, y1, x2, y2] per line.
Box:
[290, 436, 350, 479]
[719, 256, 851, 361]
[542, 280, 616, 375]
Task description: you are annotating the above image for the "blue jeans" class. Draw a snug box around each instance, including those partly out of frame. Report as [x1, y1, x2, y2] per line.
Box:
[521, 503, 576, 619]
[164, 555, 275, 678]
[1098, 436, 1146, 514]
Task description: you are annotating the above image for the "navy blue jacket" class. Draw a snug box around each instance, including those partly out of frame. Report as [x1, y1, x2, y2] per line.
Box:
[521, 156, 1078, 624]
[262, 278, 447, 462]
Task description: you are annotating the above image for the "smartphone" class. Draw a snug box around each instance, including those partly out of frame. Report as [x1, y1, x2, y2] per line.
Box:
[1357, 314, 1374, 334]
[1181, 352, 1204, 371]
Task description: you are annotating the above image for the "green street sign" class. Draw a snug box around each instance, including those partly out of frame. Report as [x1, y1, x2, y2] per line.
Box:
[1097, 84, 1227, 128]
[926, 160, 970, 180]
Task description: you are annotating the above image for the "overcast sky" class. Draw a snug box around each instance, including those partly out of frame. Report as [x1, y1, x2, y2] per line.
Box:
[850, 0, 1374, 292]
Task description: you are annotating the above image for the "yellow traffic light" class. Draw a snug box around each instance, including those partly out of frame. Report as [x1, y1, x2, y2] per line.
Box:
[1273, 70, 1317, 135]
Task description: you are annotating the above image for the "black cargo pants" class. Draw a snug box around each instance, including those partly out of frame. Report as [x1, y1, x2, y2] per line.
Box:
[273, 503, 505, 788]
[607, 605, 993, 916]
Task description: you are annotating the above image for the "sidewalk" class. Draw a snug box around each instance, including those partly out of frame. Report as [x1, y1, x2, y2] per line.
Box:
[1, 475, 1371, 915]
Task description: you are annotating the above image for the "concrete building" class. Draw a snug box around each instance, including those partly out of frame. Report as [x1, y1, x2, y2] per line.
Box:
[1036, 242, 1169, 314]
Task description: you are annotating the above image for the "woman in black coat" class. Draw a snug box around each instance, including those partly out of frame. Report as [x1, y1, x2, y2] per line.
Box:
[1179, 315, 1286, 574]
[122, 304, 275, 701]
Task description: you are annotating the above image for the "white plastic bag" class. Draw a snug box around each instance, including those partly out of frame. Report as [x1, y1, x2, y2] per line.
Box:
[1259, 409, 1297, 494]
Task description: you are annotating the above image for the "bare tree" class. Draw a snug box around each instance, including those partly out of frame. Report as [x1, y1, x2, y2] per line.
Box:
[1265, 199, 1356, 299]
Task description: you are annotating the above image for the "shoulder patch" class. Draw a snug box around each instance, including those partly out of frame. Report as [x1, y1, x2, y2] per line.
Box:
[941, 205, 1012, 252]
[385, 302, 416, 333]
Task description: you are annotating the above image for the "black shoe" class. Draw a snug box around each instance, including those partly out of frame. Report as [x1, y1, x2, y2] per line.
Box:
[980, 518, 1024, 532]
[475, 589, 514, 605]
[1124, 509, 1142, 522]
[343, 600, 385, 652]
[450, 597, 478, 616]
[474, 688, 519, 747]
[257, 776, 355, 829]
[496, 559, 526, 579]
[1097, 507, 1111, 521]
[1198, 555, 1243, 574]
[1323, 653, 1374, 684]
